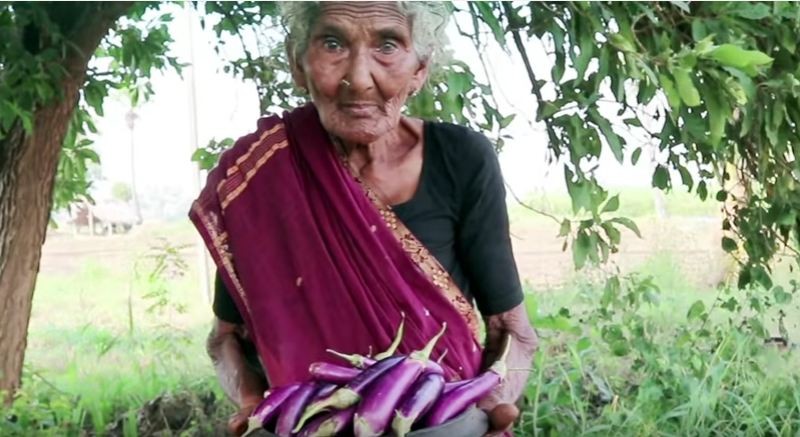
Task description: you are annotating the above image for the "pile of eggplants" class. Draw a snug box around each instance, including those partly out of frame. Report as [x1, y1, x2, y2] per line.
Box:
[244, 318, 511, 437]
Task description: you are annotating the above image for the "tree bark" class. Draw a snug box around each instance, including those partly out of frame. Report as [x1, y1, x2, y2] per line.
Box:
[0, 2, 131, 404]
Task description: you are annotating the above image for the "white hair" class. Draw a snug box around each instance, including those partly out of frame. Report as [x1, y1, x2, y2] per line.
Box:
[279, 1, 451, 70]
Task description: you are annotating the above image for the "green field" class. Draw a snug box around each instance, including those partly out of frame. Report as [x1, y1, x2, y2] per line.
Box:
[4, 193, 800, 436]
[508, 187, 720, 226]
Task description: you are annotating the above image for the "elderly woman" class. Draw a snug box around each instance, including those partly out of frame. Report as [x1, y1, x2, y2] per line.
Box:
[190, 2, 538, 435]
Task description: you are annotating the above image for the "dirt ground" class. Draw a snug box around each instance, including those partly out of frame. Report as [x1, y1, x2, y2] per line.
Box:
[39, 216, 728, 290]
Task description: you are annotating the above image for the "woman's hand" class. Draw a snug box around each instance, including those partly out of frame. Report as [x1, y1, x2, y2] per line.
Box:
[227, 397, 261, 436]
[479, 303, 538, 434]
[207, 318, 268, 435]
[484, 403, 520, 434]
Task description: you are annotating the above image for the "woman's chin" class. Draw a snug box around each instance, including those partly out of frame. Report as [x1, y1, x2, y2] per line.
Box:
[328, 125, 387, 146]
[320, 112, 396, 146]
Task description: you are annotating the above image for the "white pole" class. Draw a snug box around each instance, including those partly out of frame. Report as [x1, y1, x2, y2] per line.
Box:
[185, 3, 212, 303]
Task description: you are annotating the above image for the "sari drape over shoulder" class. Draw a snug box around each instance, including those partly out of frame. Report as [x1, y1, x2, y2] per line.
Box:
[189, 104, 483, 386]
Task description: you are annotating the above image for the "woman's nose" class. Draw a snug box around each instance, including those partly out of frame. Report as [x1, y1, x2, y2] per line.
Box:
[342, 47, 374, 93]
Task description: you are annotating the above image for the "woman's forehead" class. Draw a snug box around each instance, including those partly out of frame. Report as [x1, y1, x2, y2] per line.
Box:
[316, 2, 409, 30]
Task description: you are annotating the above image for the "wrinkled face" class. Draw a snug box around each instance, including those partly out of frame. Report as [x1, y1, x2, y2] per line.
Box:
[292, 2, 427, 145]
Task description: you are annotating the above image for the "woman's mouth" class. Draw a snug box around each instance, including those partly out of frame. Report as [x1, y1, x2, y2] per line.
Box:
[339, 102, 380, 118]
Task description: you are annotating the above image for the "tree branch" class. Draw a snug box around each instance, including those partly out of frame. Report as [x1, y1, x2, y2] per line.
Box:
[500, 1, 568, 165]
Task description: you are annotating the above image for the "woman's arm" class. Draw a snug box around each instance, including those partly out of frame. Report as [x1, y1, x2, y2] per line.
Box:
[207, 318, 268, 435]
[477, 302, 538, 410]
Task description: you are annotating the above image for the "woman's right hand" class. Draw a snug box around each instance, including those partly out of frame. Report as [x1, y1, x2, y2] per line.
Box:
[227, 397, 261, 436]
[207, 318, 268, 436]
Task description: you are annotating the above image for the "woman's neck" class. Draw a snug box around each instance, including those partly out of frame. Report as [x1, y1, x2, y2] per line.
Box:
[336, 117, 423, 170]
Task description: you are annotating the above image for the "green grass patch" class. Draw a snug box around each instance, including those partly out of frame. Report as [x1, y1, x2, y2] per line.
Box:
[5, 226, 800, 436]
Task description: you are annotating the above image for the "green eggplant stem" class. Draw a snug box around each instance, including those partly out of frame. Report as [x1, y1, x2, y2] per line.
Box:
[374, 312, 406, 360]
[411, 322, 447, 362]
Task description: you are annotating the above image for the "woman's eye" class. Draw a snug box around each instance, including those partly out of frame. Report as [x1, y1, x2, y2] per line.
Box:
[323, 37, 342, 51]
[378, 40, 398, 54]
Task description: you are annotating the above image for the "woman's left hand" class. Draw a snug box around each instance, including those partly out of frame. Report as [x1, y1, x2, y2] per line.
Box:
[478, 303, 539, 434]
[486, 403, 520, 434]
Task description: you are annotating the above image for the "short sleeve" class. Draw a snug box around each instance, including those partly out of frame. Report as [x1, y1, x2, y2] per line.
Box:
[213, 271, 245, 324]
[456, 135, 524, 316]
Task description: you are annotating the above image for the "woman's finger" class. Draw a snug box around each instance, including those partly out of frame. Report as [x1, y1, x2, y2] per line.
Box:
[227, 411, 250, 436]
[488, 403, 519, 432]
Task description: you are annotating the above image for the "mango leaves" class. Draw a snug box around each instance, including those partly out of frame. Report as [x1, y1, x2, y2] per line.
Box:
[471, 1, 800, 284]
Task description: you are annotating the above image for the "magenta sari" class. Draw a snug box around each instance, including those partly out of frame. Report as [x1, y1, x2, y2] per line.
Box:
[189, 104, 483, 387]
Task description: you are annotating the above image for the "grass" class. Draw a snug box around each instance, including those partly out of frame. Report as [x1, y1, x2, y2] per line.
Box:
[3, 225, 229, 436]
[4, 217, 800, 436]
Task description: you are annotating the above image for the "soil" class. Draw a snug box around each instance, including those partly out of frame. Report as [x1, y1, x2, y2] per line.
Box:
[40, 217, 727, 289]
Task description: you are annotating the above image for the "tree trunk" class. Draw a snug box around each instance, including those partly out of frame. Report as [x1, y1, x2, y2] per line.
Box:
[0, 2, 131, 404]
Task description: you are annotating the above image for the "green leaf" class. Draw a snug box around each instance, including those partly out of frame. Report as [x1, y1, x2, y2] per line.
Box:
[652, 165, 670, 189]
[720, 297, 738, 312]
[691, 21, 707, 41]
[707, 44, 774, 74]
[573, 231, 592, 269]
[447, 72, 469, 95]
[601, 195, 620, 213]
[659, 74, 682, 112]
[588, 109, 624, 163]
[669, 1, 690, 13]
[738, 266, 752, 289]
[631, 147, 643, 165]
[565, 168, 593, 214]
[574, 33, 595, 84]
[730, 2, 771, 20]
[611, 217, 642, 238]
[722, 237, 738, 253]
[537, 101, 563, 121]
[534, 314, 576, 332]
[576, 337, 592, 352]
[677, 165, 694, 191]
[748, 318, 767, 338]
[687, 300, 706, 321]
[558, 219, 571, 237]
[778, 26, 797, 53]
[608, 33, 636, 53]
[697, 180, 708, 200]
[773, 286, 792, 304]
[778, 210, 797, 226]
[753, 265, 773, 290]
[601, 325, 630, 356]
[705, 89, 727, 147]
[475, 2, 506, 46]
[499, 114, 516, 128]
[602, 221, 621, 245]
[672, 68, 701, 107]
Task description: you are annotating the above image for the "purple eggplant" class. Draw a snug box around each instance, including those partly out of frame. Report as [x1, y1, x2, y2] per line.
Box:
[293, 355, 405, 432]
[443, 379, 472, 394]
[353, 323, 448, 437]
[425, 337, 511, 427]
[297, 406, 356, 437]
[424, 359, 444, 375]
[310, 383, 338, 404]
[244, 383, 301, 435]
[309, 362, 361, 384]
[326, 352, 442, 375]
[275, 382, 318, 436]
[391, 372, 445, 436]
[326, 350, 376, 369]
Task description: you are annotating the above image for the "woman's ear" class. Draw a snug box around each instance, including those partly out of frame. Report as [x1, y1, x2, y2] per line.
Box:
[409, 58, 430, 96]
[286, 38, 308, 91]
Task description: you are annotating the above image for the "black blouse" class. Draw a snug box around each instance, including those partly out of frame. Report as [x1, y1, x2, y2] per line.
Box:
[213, 121, 524, 323]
